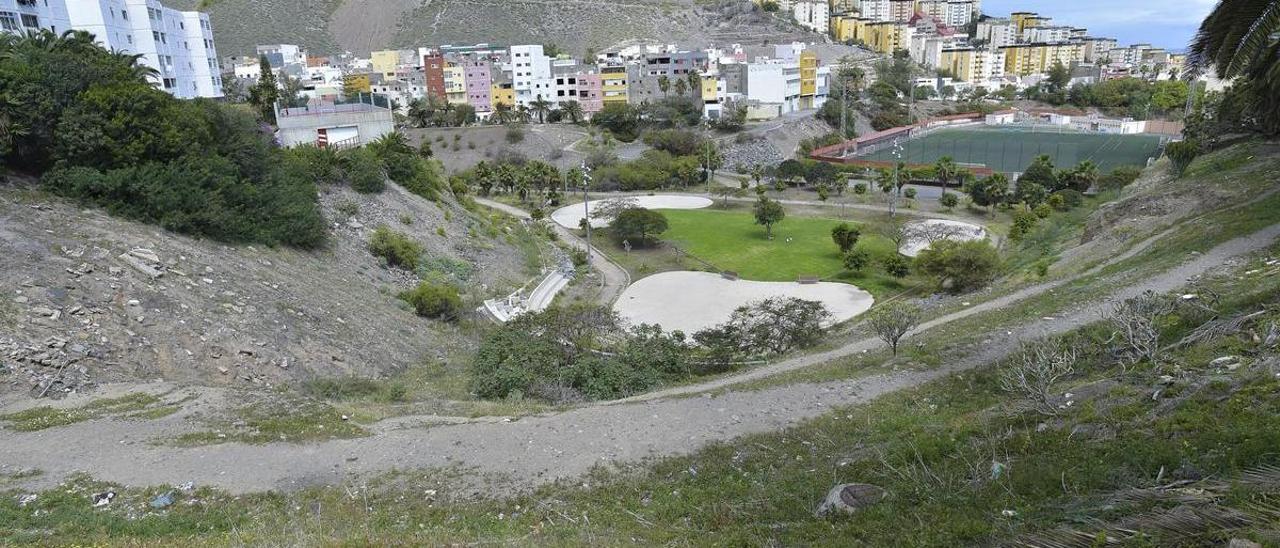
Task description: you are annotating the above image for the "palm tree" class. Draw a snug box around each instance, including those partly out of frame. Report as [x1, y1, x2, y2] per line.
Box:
[934, 156, 957, 192]
[560, 100, 584, 124]
[530, 97, 552, 123]
[674, 78, 688, 97]
[1188, 0, 1280, 133]
[406, 98, 432, 128]
[658, 75, 670, 97]
[493, 102, 513, 124]
[515, 104, 532, 124]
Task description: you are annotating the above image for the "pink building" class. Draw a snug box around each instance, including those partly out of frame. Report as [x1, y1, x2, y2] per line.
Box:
[576, 73, 603, 115]
[462, 56, 492, 112]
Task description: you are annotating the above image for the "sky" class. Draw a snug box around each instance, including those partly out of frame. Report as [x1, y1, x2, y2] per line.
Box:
[980, 0, 1218, 50]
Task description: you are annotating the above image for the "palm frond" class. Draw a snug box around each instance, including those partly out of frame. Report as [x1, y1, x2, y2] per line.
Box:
[1224, 1, 1280, 77]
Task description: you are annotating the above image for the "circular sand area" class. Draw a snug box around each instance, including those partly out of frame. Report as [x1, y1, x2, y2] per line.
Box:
[613, 271, 875, 334]
[899, 219, 988, 257]
[551, 195, 713, 229]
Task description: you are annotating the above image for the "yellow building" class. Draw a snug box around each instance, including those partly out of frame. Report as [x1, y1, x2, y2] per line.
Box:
[601, 65, 628, 106]
[1000, 42, 1084, 76]
[940, 48, 976, 82]
[700, 75, 719, 103]
[865, 22, 912, 54]
[343, 73, 372, 94]
[832, 15, 870, 43]
[799, 51, 818, 96]
[370, 50, 400, 80]
[490, 83, 515, 108]
[444, 64, 467, 105]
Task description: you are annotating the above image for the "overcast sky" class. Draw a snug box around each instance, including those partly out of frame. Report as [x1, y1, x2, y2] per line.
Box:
[980, 0, 1218, 50]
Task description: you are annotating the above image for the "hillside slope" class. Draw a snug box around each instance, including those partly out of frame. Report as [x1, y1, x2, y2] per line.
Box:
[178, 0, 821, 57]
[0, 180, 542, 396]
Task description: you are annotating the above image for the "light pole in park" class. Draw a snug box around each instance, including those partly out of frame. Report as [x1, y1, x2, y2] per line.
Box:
[889, 139, 904, 218]
[580, 161, 593, 267]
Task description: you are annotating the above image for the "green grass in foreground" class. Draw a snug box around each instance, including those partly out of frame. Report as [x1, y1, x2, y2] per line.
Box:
[6, 272, 1280, 545]
[0, 393, 168, 432]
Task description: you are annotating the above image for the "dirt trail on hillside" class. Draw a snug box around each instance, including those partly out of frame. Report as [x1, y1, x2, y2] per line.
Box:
[2, 222, 1275, 495]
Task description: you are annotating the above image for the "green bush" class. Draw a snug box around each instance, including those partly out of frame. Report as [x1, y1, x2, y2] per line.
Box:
[506, 126, 525, 144]
[304, 377, 408, 402]
[881, 254, 911, 278]
[340, 148, 386, 193]
[8, 32, 327, 248]
[842, 247, 871, 272]
[916, 239, 1001, 293]
[398, 281, 462, 320]
[368, 226, 423, 270]
[939, 192, 959, 209]
[42, 155, 327, 248]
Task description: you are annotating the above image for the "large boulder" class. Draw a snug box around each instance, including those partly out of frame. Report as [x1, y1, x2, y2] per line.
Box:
[815, 483, 886, 517]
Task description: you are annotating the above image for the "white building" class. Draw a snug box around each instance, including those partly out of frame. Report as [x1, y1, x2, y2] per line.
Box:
[790, 0, 829, 33]
[855, 0, 891, 22]
[1, 0, 71, 35]
[975, 18, 1016, 47]
[256, 44, 306, 67]
[65, 0, 222, 98]
[509, 44, 554, 106]
[1024, 25, 1074, 44]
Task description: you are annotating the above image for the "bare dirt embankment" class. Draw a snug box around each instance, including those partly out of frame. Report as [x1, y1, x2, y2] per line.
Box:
[0, 180, 534, 397]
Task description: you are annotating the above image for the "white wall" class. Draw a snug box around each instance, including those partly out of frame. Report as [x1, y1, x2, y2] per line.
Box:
[2, 0, 72, 35]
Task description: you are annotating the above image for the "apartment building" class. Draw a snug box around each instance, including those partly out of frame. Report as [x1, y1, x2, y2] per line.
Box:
[461, 56, 493, 112]
[915, 0, 977, 28]
[1081, 37, 1118, 63]
[510, 44, 554, 106]
[422, 50, 446, 100]
[1000, 42, 1084, 76]
[790, 0, 828, 33]
[1, 0, 70, 35]
[600, 64, 629, 105]
[939, 46, 1004, 82]
[975, 18, 1016, 47]
[257, 44, 305, 67]
[1024, 25, 1074, 44]
[57, 0, 221, 98]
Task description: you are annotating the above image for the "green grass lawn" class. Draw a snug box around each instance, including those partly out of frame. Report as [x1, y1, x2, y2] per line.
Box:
[656, 208, 918, 298]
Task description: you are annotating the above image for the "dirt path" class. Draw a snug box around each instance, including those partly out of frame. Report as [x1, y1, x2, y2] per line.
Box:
[476, 198, 630, 305]
[2, 223, 1274, 495]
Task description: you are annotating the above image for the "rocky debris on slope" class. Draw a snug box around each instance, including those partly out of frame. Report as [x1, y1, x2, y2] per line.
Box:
[815, 483, 886, 517]
[0, 184, 536, 397]
[722, 135, 784, 173]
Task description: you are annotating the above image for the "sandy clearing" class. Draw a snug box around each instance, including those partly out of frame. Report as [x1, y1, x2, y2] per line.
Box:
[551, 195, 713, 229]
[899, 219, 989, 257]
[613, 271, 875, 334]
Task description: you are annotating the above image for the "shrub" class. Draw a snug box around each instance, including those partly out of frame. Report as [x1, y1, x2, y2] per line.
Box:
[1033, 203, 1053, 218]
[1052, 189, 1084, 209]
[881, 254, 911, 278]
[1098, 165, 1143, 191]
[1009, 208, 1039, 241]
[506, 126, 525, 144]
[641, 129, 704, 156]
[853, 182, 868, 194]
[903, 187, 917, 199]
[398, 281, 462, 320]
[692, 298, 831, 361]
[938, 192, 959, 209]
[340, 148, 386, 193]
[368, 226, 423, 270]
[1165, 139, 1200, 176]
[916, 239, 1001, 293]
[842, 248, 871, 272]
[831, 222, 862, 253]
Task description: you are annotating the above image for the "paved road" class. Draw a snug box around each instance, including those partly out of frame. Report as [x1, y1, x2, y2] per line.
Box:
[2, 221, 1275, 495]
[476, 198, 630, 305]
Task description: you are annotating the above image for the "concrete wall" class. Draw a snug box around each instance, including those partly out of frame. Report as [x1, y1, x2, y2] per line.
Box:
[276, 108, 394, 148]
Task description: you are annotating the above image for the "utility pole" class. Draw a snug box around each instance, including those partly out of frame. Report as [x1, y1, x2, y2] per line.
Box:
[580, 161, 593, 267]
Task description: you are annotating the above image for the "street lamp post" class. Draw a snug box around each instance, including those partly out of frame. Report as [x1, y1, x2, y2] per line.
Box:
[580, 161, 593, 267]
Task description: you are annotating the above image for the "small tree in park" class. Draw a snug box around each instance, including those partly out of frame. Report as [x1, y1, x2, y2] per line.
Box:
[842, 247, 871, 272]
[831, 222, 862, 253]
[611, 207, 669, 247]
[753, 197, 785, 240]
[868, 302, 922, 356]
[938, 192, 959, 210]
[881, 254, 911, 278]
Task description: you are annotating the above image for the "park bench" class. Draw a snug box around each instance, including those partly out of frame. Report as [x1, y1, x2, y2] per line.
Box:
[721, 271, 740, 281]
[797, 275, 820, 285]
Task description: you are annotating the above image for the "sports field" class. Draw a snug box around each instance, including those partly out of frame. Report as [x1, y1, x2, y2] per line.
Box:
[859, 126, 1164, 172]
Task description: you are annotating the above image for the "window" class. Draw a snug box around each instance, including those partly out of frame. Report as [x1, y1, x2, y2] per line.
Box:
[0, 12, 18, 33]
[20, 13, 39, 28]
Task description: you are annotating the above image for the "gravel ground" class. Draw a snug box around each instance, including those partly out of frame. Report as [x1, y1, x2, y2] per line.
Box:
[613, 271, 875, 333]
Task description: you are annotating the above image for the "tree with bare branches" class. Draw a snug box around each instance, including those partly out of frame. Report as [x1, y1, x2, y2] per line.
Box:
[998, 340, 1080, 416]
[1106, 290, 1178, 368]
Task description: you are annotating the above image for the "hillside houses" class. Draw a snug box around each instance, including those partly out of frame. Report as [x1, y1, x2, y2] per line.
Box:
[225, 41, 833, 123]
